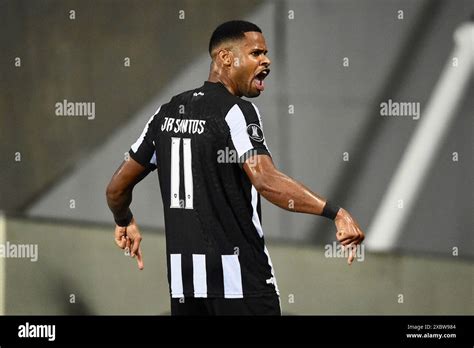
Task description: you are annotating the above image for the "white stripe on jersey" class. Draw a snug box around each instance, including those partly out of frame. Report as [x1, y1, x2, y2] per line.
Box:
[170, 254, 184, 298]
[131, 107, 161, 153]
[251, 186, 264, 238]
[170, 137, 181, 208]
[250, 186, 280, 295]
[192, 254, 207, 298]
[224, 104, 253, 157]
[264, 245, 280, 295]
[182, 138, 193, 209]
[221, 255, 243, 298]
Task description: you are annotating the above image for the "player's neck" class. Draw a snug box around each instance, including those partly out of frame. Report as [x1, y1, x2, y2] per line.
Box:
[207, 71, 240, 97]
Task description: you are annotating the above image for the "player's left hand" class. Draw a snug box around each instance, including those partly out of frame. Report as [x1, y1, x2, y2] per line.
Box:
[334, 208, 365, 265]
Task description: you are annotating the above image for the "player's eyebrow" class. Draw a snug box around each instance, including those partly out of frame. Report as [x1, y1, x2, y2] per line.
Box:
[250, 48, 268, 55]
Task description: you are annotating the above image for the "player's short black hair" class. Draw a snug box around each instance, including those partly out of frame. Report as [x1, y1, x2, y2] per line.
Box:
[209, 20, 262, 56]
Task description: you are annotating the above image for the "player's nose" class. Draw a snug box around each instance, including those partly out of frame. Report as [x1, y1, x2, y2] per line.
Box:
[261, 55, 271, 67]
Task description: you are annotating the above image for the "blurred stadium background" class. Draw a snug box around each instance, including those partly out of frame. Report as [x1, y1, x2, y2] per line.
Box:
[0, 0, 472, 315]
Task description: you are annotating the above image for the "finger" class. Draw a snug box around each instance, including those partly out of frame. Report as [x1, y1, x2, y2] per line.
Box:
[115, 237, 126, 249]
[351, 232, 363, 245]
[136, 247, 144, 270]
[124, 242, 130, 256]
[115, 230, 127, 249]
[131, 236, 142, 257]
[351, 225, 364, 241]
[358, 229, 365, 242]
[340, 237, 356, 246]
[343, 226, 361, 244]
[340, 233, 359, 245]
[347, 245, 355, 265]
[125, 237, 131, 255]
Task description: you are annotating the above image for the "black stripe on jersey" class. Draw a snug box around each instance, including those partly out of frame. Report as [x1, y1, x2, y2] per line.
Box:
[181, 254, 194, 296]
[178, 140, 185, 209]
[238, 148, 272, 169]
[257, 192, 262, 224]
[206, 253, 224, 297]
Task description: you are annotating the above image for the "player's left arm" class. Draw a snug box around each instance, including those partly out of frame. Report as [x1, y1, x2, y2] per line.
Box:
[106, 157, 151, 270]
[234, 102, 364, 265]
[244, 154, 365, 265]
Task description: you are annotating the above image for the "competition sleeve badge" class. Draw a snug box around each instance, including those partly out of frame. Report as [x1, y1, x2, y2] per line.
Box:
[247, 123, 264, 142]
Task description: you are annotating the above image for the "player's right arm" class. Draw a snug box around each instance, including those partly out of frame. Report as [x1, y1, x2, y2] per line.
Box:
[243, 154, 365, 265]
[106, 158, 150, 270]
[106, 108, 160, 270]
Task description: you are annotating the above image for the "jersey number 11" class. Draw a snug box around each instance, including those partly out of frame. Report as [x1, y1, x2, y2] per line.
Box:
[170, 137, 193, 209]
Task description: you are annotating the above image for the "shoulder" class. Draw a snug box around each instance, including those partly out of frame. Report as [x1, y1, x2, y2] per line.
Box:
[220, 97, 261, 119]
[168, 88, 195, 105]
[224, 99, 262, 124]
[238, 99, 260, 116]
[153, 89, 195, 118]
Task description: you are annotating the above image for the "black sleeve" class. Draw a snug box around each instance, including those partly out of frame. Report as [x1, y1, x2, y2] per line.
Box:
[128, 107, 160, 171]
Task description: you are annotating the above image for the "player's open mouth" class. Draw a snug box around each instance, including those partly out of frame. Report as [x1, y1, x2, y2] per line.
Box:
[254, 68, 270, 91]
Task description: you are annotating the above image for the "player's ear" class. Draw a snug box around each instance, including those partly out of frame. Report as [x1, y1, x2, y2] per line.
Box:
[217, 48, 233, 67]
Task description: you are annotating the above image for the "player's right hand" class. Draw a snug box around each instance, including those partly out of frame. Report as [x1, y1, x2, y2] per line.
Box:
[114, 217, 144, 270]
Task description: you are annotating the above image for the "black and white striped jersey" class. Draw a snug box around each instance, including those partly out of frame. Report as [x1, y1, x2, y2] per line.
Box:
[129, 81, 279, 299]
